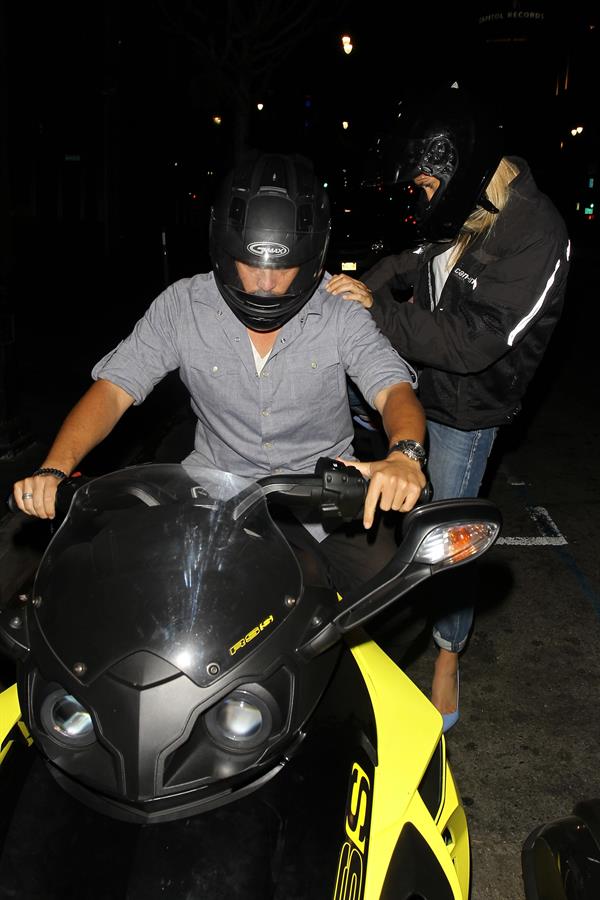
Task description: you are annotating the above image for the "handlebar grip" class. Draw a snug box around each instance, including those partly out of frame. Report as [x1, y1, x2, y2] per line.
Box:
[54, 475, 87, 516]
[5, 475, 87, 517]
[417, 482, 433, 507]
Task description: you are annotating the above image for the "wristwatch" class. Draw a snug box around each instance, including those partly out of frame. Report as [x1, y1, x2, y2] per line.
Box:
[387, 440, 427, 467]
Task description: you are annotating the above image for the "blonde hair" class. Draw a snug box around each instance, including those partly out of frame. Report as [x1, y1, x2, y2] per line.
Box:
[448, 157, 520, 268]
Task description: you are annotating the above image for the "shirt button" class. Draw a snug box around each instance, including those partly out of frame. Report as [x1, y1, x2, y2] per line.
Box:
[212, 365, 219, 373]
[264, 442, 273, 449]
[262, 370, 270, 378]
[261, 408, 270, 416]
[311, 361, 318, 369]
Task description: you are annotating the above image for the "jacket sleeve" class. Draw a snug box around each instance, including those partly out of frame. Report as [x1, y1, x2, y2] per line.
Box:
[362, 251, 418, 292]
[367, 233, 569, 374]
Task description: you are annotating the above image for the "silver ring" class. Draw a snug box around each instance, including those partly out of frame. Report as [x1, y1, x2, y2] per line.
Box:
[22, 492, 33, 500]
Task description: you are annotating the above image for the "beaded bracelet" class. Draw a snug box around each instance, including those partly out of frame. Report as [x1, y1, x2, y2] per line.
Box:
[32, 467, 69, 480]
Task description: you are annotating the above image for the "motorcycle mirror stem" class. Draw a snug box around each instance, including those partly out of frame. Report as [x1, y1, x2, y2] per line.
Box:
[297, 499, 502, 660]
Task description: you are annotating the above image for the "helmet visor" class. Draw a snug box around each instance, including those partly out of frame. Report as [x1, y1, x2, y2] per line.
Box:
[234, 260, 301, 297]
[389, 134, 459, 185]
[213, 238, 327, 331]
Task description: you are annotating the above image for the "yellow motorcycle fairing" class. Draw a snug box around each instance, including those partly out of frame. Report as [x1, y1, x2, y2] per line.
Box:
[344, 632, 469, 900]
[0, 683, 31, 765]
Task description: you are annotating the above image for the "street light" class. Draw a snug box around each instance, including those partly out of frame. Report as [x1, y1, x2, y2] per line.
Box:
[341, 34, 353, 54]
[570, 125, 583, 136]
[342, 121, 349, 130]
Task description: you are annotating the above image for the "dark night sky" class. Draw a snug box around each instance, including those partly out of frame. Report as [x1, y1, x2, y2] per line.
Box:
[1, 0, 597, 411]
[7, 3, 596, 158]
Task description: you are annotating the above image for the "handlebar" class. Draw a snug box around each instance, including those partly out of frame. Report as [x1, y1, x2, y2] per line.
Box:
[256, 457, 431, 523]
[256, 458, 368, 524]
[7, 460, 431, 525]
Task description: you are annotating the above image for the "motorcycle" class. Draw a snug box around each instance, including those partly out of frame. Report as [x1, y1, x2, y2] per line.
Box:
[0, 459, 501, 899]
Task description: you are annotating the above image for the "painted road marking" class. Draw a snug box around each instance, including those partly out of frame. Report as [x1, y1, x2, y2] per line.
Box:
[497, 506, 568, 546]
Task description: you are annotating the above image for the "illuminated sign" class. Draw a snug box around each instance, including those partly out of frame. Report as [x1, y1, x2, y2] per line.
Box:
[478, 10, 545, 25]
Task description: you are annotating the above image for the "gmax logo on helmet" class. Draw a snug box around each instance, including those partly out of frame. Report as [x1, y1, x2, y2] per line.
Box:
[247, 242, 290, 258]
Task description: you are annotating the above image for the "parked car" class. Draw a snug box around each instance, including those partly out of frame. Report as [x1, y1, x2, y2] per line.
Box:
[326, 184, 418, 277]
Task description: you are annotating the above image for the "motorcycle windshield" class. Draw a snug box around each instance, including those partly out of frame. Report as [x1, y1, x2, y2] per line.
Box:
[32, 464, 302, 687]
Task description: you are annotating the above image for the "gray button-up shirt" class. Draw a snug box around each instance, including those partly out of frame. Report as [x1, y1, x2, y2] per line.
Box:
[92, 273, 417, 478]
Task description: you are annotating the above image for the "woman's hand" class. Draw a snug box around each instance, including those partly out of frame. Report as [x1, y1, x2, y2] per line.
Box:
[326, 274, 374, 309]
[414, 173, 441, 202]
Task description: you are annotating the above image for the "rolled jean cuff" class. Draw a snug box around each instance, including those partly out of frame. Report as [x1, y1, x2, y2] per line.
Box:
[432, 627, 469, 654]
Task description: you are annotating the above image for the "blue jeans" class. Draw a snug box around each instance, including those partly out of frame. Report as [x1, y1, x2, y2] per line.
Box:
[426, 420, 498, 653]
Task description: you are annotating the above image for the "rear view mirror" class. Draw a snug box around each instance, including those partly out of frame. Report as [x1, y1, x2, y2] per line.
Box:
[298, 499, 501, 658]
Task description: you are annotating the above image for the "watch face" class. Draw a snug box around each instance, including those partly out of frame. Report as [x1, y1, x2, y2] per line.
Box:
[407, 441, 426, 459]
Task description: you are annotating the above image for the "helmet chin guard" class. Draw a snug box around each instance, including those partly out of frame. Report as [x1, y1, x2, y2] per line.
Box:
[213, 283, 312, 332]
[210, 153, 330, 330]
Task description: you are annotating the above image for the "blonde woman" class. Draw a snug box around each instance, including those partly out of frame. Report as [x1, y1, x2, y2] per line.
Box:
[327, 88, 570, 731]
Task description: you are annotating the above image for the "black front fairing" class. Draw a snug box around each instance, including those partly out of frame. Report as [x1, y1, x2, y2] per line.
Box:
[33, 465, 302, 688]
[13, 464, 344, 824]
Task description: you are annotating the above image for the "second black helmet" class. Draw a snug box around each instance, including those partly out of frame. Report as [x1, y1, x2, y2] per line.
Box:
[386, 86, 504, 242]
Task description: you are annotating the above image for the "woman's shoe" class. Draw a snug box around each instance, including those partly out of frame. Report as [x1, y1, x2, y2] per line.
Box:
[441, 668, 460, 734]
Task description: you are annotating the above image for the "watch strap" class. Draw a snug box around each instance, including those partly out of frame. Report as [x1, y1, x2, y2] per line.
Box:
[387, 440, 427, 465]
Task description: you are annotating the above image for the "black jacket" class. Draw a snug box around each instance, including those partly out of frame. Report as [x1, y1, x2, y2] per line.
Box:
[363, 158, 570, 429]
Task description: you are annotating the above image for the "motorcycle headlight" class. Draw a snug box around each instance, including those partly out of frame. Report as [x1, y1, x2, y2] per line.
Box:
[40, 689, 97, 748]
[205, 689, 274, 752]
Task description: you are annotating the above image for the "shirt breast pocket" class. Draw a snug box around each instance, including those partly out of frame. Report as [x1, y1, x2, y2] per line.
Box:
[286, 348, 343, 405]
[186, 359, 247, 415]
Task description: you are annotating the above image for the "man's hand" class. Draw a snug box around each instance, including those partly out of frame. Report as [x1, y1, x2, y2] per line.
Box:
[326, 274, 374, 309]
[13, 472, 64, 519]
[11, 379, 135, 520]
[337, 454, 426, 529]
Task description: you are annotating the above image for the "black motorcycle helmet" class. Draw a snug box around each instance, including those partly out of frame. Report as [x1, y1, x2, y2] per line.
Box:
[386, 85, 504, 242]
[210, 153, 331, 331]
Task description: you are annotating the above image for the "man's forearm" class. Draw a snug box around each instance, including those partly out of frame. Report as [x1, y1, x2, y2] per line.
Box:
[347, 381, 426, 526]
[14, 379, 135, 519]
[376, 382, 426, 448]
[41, 379, 135, 474]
